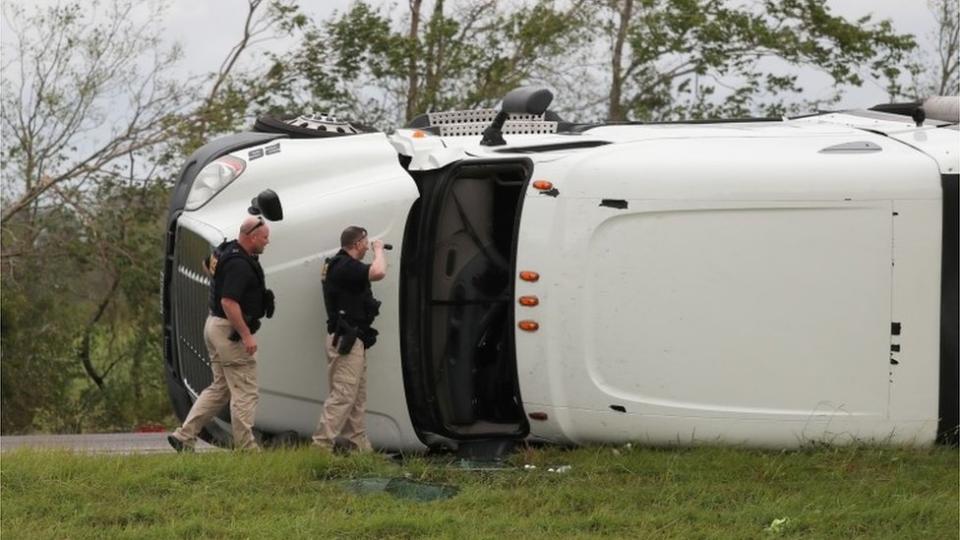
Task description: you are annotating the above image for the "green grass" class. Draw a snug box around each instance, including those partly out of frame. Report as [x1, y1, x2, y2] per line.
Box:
[1, 444, 957, 539]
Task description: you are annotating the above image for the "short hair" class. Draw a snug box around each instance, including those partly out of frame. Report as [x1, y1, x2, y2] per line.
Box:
[340, 226, 367, 248]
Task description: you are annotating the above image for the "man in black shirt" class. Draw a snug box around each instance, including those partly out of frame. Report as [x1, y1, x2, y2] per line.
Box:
[312, 226, 386, 452]
[168, 215, 273, 452]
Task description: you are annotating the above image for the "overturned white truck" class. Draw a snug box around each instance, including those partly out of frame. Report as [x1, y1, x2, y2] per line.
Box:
[163, 89, 959, 452]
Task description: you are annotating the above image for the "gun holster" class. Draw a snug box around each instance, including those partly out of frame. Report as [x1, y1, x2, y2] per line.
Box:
[263, 289, 276, 318]
[333, 316, 359, 355]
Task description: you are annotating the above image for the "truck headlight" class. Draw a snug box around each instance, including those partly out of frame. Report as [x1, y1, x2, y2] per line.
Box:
[184, 155, 247, 210]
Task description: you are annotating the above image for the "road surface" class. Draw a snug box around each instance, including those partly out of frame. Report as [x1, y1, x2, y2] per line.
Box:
[0, 433, 220, 454]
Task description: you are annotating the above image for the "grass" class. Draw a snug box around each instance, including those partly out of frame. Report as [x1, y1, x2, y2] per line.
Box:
[1, 444, 957, 539]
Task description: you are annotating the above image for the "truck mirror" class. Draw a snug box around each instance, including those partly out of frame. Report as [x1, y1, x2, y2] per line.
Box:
[481, 87, 554, 147]
[249, 189, 284, 221]
[501, 87, 553, 115]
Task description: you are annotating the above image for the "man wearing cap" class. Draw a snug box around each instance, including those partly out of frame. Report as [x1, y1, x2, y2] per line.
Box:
[312, 226, 386, 453]
[168, 215, 274, 452]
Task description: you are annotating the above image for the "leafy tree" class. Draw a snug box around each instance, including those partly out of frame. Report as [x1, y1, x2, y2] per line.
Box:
[594, 0, 918, 121]
[0, 0, 297, 433]
[901, 0, 959, 99]
[167, 0, 308, 156]
[260, 0, 589, 128]
[0, 1, 190, 226]
[0, 0, 191, 432]
[930, 0, 960, 96]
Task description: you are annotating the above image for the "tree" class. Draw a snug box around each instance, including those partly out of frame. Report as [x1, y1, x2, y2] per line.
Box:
[930, 0, 960, 96]
[594, 0, 917, 121]
[0, 0, 299, 433]
[0, 0, 193, 431]
[260, 0, 589, 128]
[0, 1, 191, 227]
[904, 0, 959, 98]
[168, 0, 307, 156]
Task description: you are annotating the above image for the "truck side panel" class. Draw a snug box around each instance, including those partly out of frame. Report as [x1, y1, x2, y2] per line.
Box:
[516, 134, 942, 446]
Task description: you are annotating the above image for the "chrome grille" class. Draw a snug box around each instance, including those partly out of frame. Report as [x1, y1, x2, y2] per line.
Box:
[172, 225, 215, 395]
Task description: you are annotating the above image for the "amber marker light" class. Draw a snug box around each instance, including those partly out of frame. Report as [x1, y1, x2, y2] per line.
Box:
[518, 295, 539, 307]
[519, 271, 540, 282]
[412, 130, 427, 138]
[518, 320, 540, 332]
[532, 180, 553, 190]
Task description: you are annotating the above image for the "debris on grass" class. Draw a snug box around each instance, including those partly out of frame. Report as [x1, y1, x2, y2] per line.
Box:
[763, 517, 790, 534]
[341, 477, 459, 502]
[455, 459, 512, 471]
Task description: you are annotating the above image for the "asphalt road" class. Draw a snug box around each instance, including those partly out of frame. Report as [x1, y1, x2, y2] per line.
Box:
[0, 433, 220, 454]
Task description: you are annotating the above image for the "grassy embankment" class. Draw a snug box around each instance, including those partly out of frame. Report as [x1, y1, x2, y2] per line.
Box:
[1, 444, 957, 539]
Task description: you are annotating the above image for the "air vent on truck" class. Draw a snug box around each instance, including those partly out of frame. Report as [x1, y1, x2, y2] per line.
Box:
[254, 114, 378, 138]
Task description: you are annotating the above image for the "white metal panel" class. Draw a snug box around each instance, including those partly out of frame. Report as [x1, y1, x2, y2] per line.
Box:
[794, 112, 960, 175]
[887, 127, 960, 175]
[554, 134, 941, 202]
[578, 201, 892, 415]
[888, 199, 943, 441]
[526, 405, 936, 447]
[515, 132, 943, 446]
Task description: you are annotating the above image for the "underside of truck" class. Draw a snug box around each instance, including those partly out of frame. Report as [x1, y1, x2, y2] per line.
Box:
[399, 159, 533, 448]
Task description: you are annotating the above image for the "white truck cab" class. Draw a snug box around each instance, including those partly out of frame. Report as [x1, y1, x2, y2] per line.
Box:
[162, 89, 959, 452]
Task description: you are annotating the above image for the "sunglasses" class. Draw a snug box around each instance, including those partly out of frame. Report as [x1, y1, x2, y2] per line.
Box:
[244, 217, 265, 234]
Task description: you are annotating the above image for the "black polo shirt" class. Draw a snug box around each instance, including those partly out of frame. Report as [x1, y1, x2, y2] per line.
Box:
[210, 243, 265, 319]
[324, 250, 372, 332]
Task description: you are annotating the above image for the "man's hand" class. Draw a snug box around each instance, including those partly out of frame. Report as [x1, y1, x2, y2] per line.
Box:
[222, 297, 257, 355]
[368, 239, 387, 282]
[242, 334, 258, 355]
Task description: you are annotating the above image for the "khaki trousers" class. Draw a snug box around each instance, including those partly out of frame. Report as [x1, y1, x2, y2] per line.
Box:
[172, 316, 260, 451]
[312, 334, 372, 452]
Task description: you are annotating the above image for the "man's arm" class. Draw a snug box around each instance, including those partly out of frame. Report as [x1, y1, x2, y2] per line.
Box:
[222, 297, 257, 355]
[368, 240, 387, 282]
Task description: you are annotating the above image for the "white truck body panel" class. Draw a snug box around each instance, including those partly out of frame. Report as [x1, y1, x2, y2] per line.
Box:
[512, 126, 943, 446]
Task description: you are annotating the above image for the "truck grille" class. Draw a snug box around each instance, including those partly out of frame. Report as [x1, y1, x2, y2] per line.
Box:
[171, 225, 215, 395]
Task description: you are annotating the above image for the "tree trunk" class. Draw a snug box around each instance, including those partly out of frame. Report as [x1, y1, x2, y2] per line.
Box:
[405, 0, 423, 121]
[608, 0, 634, 121]
[78, 275, 121, 390]
[423, 0, 445, 110]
